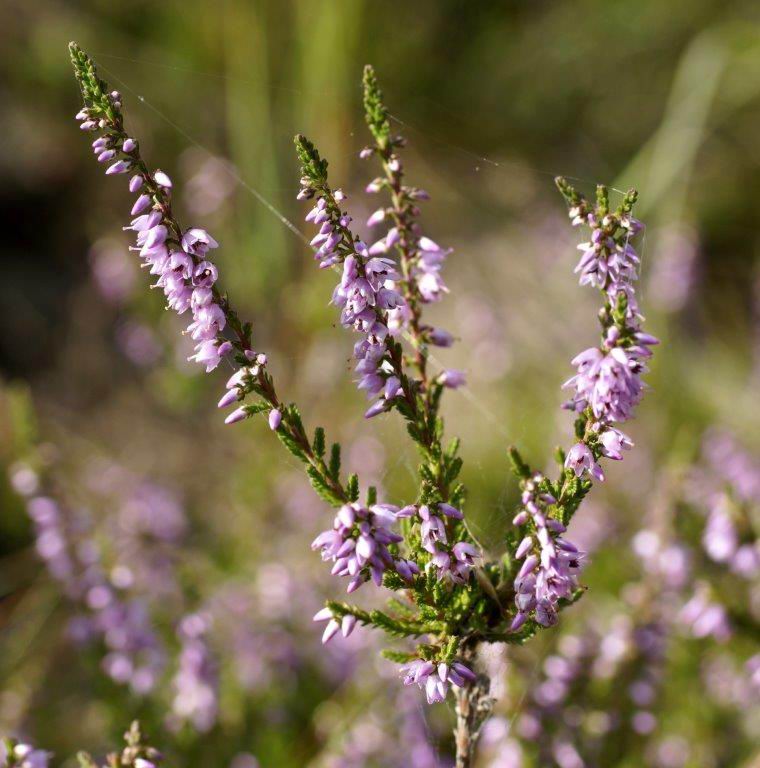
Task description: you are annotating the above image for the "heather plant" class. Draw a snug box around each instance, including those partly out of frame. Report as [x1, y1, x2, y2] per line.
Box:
[68, 42, 657, 765]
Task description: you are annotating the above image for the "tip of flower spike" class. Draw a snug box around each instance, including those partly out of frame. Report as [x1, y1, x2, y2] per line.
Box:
[362, 64, 390, 147]
[555, 176, 583, 208]
[294, 134, 328, 187]
[68, 42, 85, 66]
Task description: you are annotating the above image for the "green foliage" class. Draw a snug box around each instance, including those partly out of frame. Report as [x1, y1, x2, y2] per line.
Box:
[68, 42, 111, 114]
[595, 184, 609, 217]
[328, 442, 341, 481]
[380, 649, 416, 664]
[312, 426, 326, 458]
[305, 466, 343, 507]
[346, 473, 360, 502]
[326, 600, 372, 624]
[243, 401, 271, 418]
[362, 65, 391, 147]
[368, 609, 433, 638]
[294, 133, 328, 187]
[507, 446, 531, 479]
[617, 188, 638, 215]
[382, 570, 407, 591]
[554, 176, 583, 208]
[275, 425, 307, 461]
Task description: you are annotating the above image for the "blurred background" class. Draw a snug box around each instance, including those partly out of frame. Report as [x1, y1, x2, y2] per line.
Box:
[1, 1, 759, 766]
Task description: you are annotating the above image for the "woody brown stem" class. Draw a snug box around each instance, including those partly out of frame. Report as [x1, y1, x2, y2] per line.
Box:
[453, 647, 493, 768]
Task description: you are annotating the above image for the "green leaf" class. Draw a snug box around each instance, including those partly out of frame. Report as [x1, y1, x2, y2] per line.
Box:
[368, 610, 434, 638]
[381, 649, 416, 664]
[507, 446, 531, 479]
[329, 442, 341, 481]
[450, 482, 466, 508]
[347, 473, 360, 502]
[418, 463, 436, 487]
[287, 403, 304, 435]
[406, 422, 423, 445]
[312, 426, 326, 458]
[444, 456, 463, 485]
[276, 429, 306, 461]
[243, 401, 270, 417]
[382, 570, 406, 591]
[326, 600, 372, 624]
[445, 437, 461, 459]
[306, 466, 343, 507]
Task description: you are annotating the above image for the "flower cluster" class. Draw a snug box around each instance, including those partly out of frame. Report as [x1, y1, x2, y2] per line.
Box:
[311, 502, 405, 594]
[359, 63, 454, 354]
[299, 177, 406, 419]
[72, 44, 293, 439]
[400, 658, 477, 704]
[410, 503, 479, 583]
[560, 182, 658, 481]
[364, 175, 450, 307]
[505, 182, 656, 640]
[78, 99, 233, 374]
[511, 475, 584, 630]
